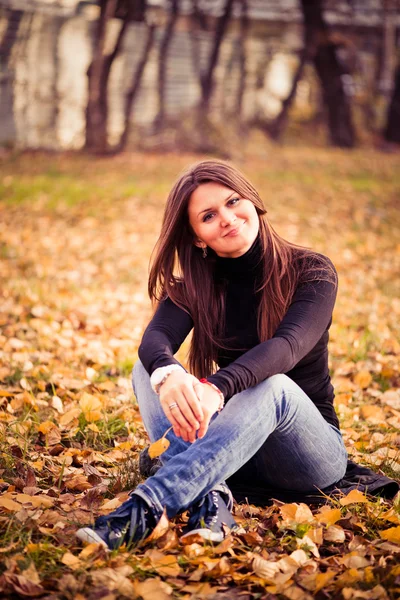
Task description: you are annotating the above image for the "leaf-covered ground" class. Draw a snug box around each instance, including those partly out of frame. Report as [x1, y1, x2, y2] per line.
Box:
[0, 147, 400, 599]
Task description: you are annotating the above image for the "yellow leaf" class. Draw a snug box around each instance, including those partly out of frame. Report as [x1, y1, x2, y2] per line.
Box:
[359, 405, 386, 422]
[314, 570, 336, 592]
[59, 407, 81, 426]
[280, 503, 314, 524]
[148, 437, 170, 459]
[79, 392, 103, 422]
[61, 552, 81, 570]
[316, 507, 341, 526]
[85, 422, 100, 432]
[79, 543, 103, 559]
[339, 489, 369, 506]
[379, 526, 400, 544]
[354, 370, 372, 389]
[0, 496, 22, 511]
[38, 420, 56, 434]
[145, 549, 182, 577]
[101, 497, 123, 511]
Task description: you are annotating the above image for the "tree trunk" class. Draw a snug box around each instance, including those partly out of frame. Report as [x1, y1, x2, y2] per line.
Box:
[301, 0, 355, 148]
[383, 63, 400, 144]
[377, 0, 397, 97]
[116, 23, 156, 151]
[235, 0, 249, 118]
[198, 0, 235, 117]
[0, 9, 23, 67]
[85, 0, 130, 154]
[154, 0, 179, 131]
[268, 48, 307, 140]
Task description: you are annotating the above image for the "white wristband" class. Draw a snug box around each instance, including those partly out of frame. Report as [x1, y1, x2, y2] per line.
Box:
[150, 364, 185, 394]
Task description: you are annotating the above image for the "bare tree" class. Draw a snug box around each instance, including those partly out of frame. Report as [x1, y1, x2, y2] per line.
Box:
[235, 0, 249, 118]
[85, 0, 146, 154]
[383, 63, 400, 145]
[301, 0, 355, 148]
[0, 9, 23, 68]
[116, 21, 156, 151]
[154, 0, 179, 131]
[192, 0, 235, 119]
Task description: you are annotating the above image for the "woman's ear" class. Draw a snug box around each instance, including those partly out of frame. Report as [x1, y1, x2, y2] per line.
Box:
[193, 239, 206, 249]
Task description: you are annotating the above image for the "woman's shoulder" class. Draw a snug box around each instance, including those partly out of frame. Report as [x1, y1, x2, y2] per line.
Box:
[293, 249, 337, 286]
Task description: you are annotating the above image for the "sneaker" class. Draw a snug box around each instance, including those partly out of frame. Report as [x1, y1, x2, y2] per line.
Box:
[76, 494, 158, 551]
[181, 490, 238, 543]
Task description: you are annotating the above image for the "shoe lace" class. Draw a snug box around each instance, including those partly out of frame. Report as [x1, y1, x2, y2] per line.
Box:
[187, 490, 220, 530]
[96, 496, 156, 546]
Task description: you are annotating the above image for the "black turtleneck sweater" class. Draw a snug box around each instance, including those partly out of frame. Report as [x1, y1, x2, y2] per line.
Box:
[138, 238, 340, 429]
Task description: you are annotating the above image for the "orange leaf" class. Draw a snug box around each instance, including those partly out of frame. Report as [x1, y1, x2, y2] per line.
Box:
[379, 526, 400, 544]
[339, 489, 369, 506]
[0, 495, 22, 511]
[354, 370, 372, 389]
[148, 437, 170, 459]
[316, 507, 342, 526]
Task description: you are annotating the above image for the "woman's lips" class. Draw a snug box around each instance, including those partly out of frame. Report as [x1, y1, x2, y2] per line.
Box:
[224, 222, 245, 237]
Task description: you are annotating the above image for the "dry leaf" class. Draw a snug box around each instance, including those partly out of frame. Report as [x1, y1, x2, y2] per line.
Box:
[61, 552, 81, 570]
[134, 577, 173, 600]
[280, 503, 314, 524]
[324, 524, 346, 543]
[79, 392, 103, 422]
[379, 526, 400, 544]
[354, 370, 372, 389]
[145, 548, 182, 577]
[145, 509, 169, 542]
[316, 507, 342, 526]
[91, 566, 135, 596]
[148, 437, 170, 459]
[252, 555, 281, 582]
[0, 495, 21, 511]
[340, 489, 369, 506]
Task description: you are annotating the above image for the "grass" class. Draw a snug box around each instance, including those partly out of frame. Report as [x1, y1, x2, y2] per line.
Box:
[0, 145, 400, 598]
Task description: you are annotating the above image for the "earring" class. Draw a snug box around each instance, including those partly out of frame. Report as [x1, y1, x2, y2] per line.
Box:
[202, 246, 207, 259]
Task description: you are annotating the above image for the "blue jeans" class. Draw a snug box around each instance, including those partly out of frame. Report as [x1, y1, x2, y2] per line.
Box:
[131, 361, 347, 518]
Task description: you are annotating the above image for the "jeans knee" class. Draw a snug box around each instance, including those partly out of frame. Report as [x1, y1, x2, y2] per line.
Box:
[261, 373, 292, 395]
[131, 359, 148, 393]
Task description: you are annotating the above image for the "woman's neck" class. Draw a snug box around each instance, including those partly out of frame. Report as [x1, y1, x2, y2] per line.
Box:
[215, 235, 263, 280]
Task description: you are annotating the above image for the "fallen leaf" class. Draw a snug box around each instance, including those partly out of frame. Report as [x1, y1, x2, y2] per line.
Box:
[379, 526, 400, 544]
[148, 437, 170, 459]
[354, 370, 372, 389]
[134, 577, 173, 600]
[324, 524, 346, 543]
[61, 552, 81, 570]
[340, 489, 370, 506]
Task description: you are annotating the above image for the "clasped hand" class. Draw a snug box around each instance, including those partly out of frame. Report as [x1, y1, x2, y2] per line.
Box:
[159, 371, 220, 442]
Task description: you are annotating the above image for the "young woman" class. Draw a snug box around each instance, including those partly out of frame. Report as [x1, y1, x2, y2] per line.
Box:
[77, 159, 349, 550]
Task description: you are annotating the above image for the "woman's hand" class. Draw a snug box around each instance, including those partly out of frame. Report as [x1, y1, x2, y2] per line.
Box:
[196, 383, 221, 440]
[159, 371, 204, 443]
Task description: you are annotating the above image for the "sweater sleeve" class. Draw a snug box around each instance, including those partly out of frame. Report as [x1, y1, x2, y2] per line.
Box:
[208, 268, 338, 400]
[138, 297, 194, 375]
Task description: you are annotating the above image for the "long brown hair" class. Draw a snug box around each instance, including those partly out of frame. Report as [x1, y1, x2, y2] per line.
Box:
[149, 160, 334, 378]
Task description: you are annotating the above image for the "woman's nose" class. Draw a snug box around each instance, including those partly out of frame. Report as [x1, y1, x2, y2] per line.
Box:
[220, 210, 236, 227]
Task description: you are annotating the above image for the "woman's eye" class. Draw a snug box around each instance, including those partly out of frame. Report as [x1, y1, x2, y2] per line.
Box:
[203, 213, 214, 222]
[228, 197, 240, 206]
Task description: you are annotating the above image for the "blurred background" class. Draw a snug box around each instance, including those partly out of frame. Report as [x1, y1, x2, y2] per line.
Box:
[1, 0, 400, 156]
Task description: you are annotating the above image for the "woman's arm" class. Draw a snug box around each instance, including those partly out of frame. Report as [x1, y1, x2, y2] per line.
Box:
[208, 273, 338, 400]
[138, 296, 194, 375]
[138, 298, 207, 442]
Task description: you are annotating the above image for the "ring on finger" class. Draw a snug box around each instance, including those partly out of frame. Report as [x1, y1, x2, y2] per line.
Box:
[169, 402, 178, 410]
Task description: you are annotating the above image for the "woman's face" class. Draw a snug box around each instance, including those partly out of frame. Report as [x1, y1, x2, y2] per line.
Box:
[188, 182, 260, 258]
